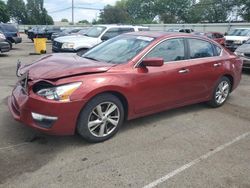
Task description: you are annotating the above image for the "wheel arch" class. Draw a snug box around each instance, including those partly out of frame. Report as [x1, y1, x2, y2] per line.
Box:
[223, 74, 234, 92]
[79, 89, 130, 121]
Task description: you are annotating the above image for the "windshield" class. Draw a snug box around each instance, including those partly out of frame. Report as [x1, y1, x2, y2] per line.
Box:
[84, 26, 106, 38]
[82, 35, 155, 64]
[227, 29, 250, 36]
[1, 24, 17, 32]
[78, 29, 89, 35]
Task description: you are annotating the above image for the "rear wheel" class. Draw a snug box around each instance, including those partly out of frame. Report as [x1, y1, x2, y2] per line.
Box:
[77, 93, 124, 143]
[208, 76, 231, 107]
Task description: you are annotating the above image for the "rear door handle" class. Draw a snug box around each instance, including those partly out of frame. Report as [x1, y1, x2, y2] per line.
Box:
[178, 69, 190, 74]
[213, 63, 222, 67]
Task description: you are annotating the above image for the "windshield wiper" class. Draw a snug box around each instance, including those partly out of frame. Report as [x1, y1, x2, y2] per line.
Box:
[84, 56, 99, 61]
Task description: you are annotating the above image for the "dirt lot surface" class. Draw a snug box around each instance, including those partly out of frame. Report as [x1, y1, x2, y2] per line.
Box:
[0, 34, 250, 188]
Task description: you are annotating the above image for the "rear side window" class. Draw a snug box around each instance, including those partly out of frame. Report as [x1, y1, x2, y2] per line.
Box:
[188, 38, 214, 59]
[215, 33, 223, 38]
[145, 38, 185, 62]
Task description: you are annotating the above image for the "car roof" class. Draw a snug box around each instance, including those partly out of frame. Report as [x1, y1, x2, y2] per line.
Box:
[126, 31, 194, 38]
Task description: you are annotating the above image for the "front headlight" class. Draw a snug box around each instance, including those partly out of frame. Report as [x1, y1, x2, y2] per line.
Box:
[62, 42, 75, 49]
[234, 40, 242, 44]
[36, 82, 82, 102]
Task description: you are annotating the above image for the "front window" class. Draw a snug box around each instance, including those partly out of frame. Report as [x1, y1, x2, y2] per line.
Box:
[145, 38, 185, 62]
[227, 29, 250, 36]
[84, 26, 107, 38]
[82, 35, 155, 64]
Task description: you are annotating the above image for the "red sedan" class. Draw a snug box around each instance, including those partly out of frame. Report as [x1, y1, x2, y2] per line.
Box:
[8, 32, 242, 142]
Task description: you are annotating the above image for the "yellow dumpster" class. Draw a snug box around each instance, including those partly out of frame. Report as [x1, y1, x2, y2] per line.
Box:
[33, 38, 47, 54]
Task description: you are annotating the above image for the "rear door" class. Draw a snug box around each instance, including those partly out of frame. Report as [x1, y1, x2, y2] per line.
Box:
[182, 38, 224, 101]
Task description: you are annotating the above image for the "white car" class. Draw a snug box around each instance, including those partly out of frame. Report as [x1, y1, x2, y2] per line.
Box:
[52, 25, 149, 55]
[225, 28, 250, 51]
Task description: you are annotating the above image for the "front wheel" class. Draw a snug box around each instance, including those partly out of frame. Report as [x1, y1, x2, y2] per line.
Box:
[208, 77, 231, 107]
[77, 93, 124, 143]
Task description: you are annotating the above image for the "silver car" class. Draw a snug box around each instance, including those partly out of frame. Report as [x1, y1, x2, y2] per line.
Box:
[235, 40, 250, 69]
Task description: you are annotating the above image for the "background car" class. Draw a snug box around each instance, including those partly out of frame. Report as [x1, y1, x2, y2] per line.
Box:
[0, 23, 22, 49]
[0, 31, 10, 53]
[167, 28, 194, 33]
[234, 39, 250, 69]
[51, 28, 85, 41]
[27, 26, 62, 41]
[9, 32, 242, 143]
[194, 32, 225, 46]
[225, 28, 250, 51]
[52, 25, 149, 55]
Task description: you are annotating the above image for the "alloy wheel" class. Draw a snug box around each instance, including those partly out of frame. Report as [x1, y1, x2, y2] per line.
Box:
[215, 81, 230, 104]
[87, 102, 120, 137]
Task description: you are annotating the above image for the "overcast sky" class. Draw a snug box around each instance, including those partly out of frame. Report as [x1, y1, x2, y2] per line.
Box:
[4, 0, 118, 22]
[46, 0, 118, 22]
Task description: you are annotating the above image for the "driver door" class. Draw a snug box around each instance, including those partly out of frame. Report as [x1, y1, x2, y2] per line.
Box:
[133, 38, 190, 114]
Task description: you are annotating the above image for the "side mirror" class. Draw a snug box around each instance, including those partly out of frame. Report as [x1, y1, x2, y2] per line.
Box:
[141, 58, 164, 67]
[101, 35, 110, 41]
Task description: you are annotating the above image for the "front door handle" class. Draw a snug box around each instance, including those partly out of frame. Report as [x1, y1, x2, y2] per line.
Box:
[213, 63, 222, 67]
[178, 69, 190, 74]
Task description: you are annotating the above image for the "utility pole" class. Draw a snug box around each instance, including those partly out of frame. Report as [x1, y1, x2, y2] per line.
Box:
[72, 0, 74, 24]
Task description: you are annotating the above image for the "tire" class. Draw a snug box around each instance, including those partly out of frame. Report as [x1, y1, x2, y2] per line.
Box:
[77, 93, 124, 143]
[208, 76, 231, 108]
[6, 40, 12, 49]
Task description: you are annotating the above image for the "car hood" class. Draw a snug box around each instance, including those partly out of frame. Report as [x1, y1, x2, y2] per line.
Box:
[19, 53, 114, 80]
[55, 35, 98, 44]
[235, 43, 250, 53]
[225, 35, 250, 41]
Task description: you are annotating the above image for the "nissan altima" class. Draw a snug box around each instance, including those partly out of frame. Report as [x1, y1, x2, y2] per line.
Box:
[8, 32, 243, 142]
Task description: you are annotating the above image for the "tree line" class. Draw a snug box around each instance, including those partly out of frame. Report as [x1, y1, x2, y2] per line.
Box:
[95, 0, 250, 24]
[0, 0, 53, 24]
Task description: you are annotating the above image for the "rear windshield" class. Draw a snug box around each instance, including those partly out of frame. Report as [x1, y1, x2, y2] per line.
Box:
[0, 24, 17, 32]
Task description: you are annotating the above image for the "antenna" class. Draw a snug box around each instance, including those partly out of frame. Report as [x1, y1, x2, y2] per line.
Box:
[72, 0, 74, 24]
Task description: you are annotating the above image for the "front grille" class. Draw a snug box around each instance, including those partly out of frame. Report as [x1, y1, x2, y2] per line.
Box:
[53, 41, 62, 49]
[19, 72, 29, 94]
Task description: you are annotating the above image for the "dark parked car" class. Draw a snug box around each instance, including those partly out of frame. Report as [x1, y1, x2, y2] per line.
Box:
[51, 28, 84, 41]
[9, 32, 242, 142]
[235, 39, 250, 69]
[167, 28, 194, 33]
[0, 31, 10, 53]
[0, 24, 22, 49]
[27, 26, 61, 41]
